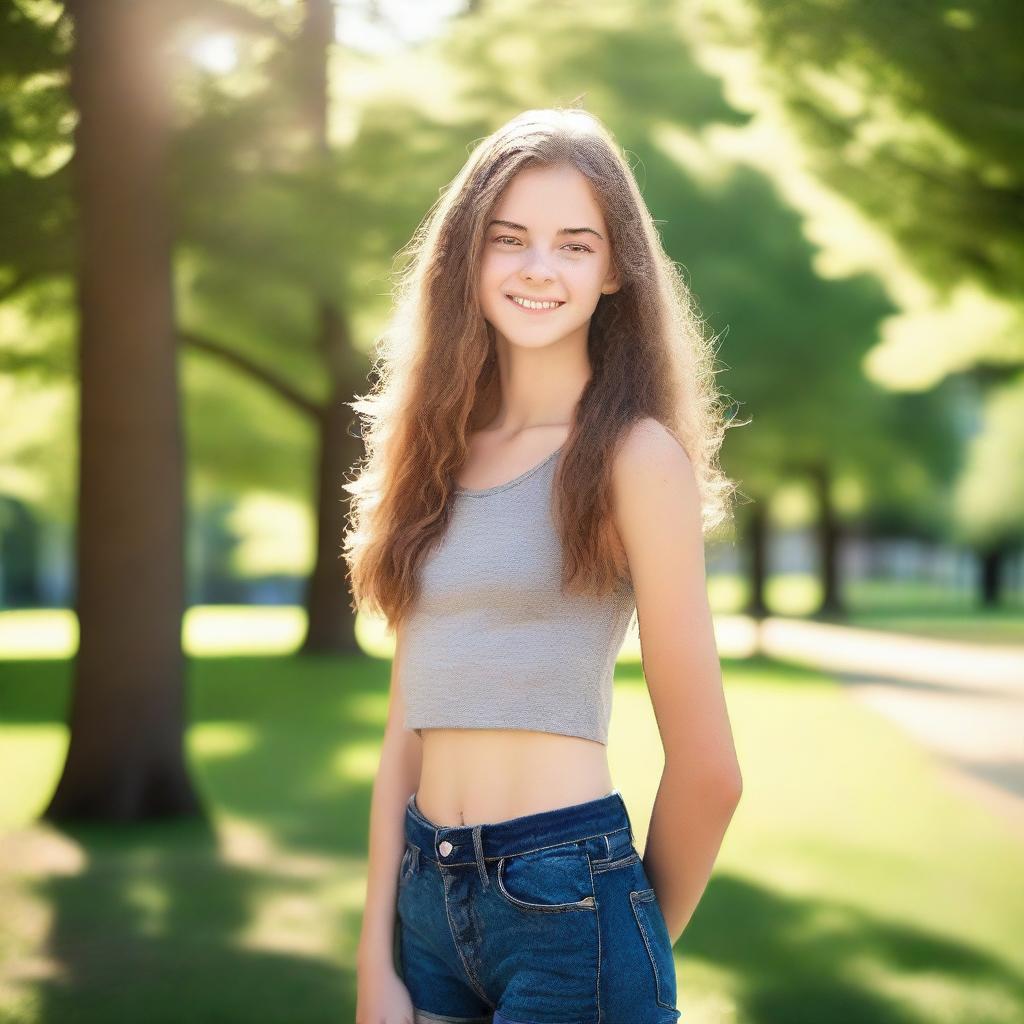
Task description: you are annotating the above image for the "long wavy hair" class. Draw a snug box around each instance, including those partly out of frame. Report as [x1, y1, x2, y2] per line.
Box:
[342, 106, 739, 633]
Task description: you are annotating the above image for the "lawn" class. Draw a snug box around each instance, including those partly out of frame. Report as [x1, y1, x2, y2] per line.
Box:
[0, 610, 1022, 1023]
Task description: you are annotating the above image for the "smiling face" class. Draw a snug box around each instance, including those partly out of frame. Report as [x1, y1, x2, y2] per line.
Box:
[478, 163, 620, 349]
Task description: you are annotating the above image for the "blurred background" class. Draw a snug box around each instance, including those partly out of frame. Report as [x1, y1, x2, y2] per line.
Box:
[1, 1, 1022, 1021]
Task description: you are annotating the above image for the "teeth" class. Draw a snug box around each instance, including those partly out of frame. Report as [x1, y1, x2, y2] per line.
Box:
[509, 295, 562, 310]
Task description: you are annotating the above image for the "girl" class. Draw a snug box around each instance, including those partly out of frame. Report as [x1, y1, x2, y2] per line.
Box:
[346, 107, 743, 1024]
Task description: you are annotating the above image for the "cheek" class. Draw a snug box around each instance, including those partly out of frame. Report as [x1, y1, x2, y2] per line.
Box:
[479, 248, 516, 278]
[563, 263, 604, 295]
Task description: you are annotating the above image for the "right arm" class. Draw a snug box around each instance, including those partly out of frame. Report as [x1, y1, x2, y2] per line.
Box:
[357, 619, 423, 973]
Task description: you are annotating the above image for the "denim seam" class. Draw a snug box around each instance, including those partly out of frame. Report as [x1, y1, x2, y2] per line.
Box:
[418, 826, 632, 866]
[471, 824, 490, 890]
[586, 851, 602, 1023]
[591, 852, 640, 875]
[413, 1010, 492, 1024]
[406, 795, 631, 855]
[630, 889, 674, 1011]
[589, 827, 634, 863]
[439, 867, 496, 1010]
[495, 856, 597, 913]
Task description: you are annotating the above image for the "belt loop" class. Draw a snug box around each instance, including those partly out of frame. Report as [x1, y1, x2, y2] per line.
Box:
[471, 824, 489, 889]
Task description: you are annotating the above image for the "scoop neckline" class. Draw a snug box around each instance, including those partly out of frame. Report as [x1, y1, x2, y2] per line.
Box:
[455, 443, 566, 496]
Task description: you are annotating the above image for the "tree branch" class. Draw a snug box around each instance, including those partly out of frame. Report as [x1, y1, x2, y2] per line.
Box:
[180, 327, 323, 419]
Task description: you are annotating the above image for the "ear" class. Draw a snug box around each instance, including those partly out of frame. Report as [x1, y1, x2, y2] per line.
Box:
[601, 264, 621, 295]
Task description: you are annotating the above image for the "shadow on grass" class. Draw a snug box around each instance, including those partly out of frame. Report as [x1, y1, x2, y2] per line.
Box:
[684, 872, 1024, 1024]
[4, 652, 387, 1023]
[4, 652, 1024, 1022]
[32, 816, 351, 1023]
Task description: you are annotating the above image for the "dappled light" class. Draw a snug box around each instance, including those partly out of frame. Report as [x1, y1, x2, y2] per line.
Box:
[1, 0, 1021, 1021]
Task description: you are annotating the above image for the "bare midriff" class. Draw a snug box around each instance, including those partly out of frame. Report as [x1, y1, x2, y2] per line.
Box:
[414, 727, 615, 827]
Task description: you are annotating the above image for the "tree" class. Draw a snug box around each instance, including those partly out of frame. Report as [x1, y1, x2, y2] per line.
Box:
[44, 0, 199, 820]
[690, 0, 1024, 605]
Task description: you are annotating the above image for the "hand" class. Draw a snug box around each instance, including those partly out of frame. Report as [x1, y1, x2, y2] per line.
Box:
[355, 961, 416, 1024]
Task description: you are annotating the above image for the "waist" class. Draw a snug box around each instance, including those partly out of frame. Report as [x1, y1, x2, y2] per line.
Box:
[415, 727, 613, 826]
[405, 787, 630, 861]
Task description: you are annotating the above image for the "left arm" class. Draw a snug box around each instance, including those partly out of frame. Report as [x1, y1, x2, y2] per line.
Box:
[611, 419, 743, 944]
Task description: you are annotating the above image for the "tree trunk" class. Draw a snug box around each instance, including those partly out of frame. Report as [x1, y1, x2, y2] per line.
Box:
[745, 500, 769, 619]
[295, 0, 364, 653]
[978, 541, 1008, 608]
[45, 0, 201, 821]
[810, 461, 844, 617]
[302, 309, 364, 653]
[0, 497, 43, 607]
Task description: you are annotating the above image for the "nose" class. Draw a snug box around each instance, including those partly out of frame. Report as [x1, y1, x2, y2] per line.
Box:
[520, 248, 555, 284]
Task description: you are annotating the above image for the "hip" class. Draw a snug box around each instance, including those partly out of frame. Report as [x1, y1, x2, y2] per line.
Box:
[396, 788, 681, 1023]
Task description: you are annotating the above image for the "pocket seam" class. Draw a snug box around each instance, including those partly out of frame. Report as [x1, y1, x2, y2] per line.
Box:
[630, 888, 677, 1011]
[496, 853, 597, 913]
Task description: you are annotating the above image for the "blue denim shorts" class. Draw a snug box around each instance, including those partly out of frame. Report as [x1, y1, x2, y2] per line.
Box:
[393, 788, 681, 1024]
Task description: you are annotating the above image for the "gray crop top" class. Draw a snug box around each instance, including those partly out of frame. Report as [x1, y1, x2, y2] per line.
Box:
[399, 443, 636, 745]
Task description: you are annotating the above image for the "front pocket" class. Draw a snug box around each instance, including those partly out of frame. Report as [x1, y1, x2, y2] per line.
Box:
[496, 842, 597, 913]
[630, 888, 679, 1011]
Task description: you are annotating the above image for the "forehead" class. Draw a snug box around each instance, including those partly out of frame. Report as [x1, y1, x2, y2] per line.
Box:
[492, 164, 606, 229]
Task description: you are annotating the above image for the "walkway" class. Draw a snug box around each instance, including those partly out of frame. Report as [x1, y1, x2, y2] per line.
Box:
[715, 615, 1024, 837]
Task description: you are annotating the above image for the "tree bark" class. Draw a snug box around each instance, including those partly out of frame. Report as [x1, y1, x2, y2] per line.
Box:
[302, 307, 364, 653]
[45, 0, 201, 821]
[295, 0, 362, 653]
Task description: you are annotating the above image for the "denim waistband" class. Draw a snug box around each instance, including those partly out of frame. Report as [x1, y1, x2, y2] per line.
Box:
[404, 788, 632, 871]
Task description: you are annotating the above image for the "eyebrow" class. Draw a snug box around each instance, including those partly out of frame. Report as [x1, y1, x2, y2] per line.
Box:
[487, 218, 605, 241]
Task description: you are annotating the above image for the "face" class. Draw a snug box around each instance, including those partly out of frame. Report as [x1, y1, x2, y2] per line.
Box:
[478, 163, 620, 349]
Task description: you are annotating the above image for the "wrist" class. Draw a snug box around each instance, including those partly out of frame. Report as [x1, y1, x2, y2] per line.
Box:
[357, 933, 396, 972]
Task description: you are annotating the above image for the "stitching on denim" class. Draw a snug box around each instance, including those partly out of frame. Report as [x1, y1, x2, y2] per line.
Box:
[439, 868, 496, 1009]
[406, 794, 632, 866]
[591, 851, 640, 875]
[413, 1010, 492, 1023]
[471, 824, 489, 890]
[418, 826, 633, 865]
[630, 890, 675, 1010]
[586, 851, 602, 1022]
[589, 826, 633, 863]
[495, 855, 597, 913]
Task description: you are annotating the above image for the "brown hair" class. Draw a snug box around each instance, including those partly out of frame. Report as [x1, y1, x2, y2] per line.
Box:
[342, 106, 739, 632]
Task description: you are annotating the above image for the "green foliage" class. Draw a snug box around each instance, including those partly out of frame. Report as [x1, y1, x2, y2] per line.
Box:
[703, 0, 1023, 301]
[0, 0, 1006, 555]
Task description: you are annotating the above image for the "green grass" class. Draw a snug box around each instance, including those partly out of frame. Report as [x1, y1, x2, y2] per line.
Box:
[709, 574, 1024, 645]
[1, 628, 1023, 1023]
[3, 577, 1021, 665]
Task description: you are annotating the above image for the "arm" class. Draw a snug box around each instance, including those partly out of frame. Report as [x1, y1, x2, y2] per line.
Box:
[611, 419, 743, 945]
[357, 619, 423, 973]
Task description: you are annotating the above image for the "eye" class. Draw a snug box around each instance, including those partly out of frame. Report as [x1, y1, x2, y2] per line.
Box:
[491, 236, 592, 254]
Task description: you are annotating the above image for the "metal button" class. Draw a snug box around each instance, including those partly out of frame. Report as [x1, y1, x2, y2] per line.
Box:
[438, 840, 453, 856]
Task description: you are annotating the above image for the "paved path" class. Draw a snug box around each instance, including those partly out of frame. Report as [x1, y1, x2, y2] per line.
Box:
[715, 615, 1024, 838]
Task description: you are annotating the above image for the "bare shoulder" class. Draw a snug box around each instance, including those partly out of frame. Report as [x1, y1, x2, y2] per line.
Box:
[611, 417, 698, 506]
[609, 417, 704, 593]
